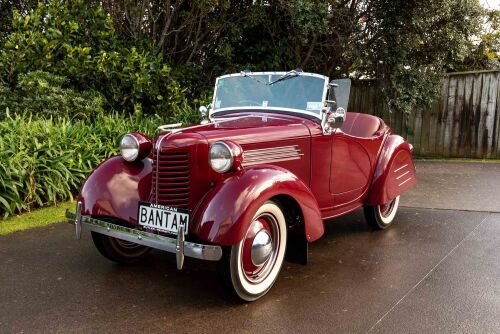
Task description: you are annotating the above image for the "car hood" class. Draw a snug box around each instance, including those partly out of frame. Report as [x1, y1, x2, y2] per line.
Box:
[167, 113, 313, 146]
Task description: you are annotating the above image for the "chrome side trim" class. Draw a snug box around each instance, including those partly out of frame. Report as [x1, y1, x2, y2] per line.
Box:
[398, 177, 412, 187]
[211, 106, 322, 119]
[243, 145, 300, 155]
[394, 164, 409, 173]
[65, 207, 222, 266]
[242, 145, 303, 166]
[395, 170, 410, 180]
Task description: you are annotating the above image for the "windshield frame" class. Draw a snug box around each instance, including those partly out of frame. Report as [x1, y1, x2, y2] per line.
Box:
[210, 71, 329, 121]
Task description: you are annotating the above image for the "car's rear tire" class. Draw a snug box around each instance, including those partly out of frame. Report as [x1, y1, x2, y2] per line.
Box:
[217, 201, 287, 301]
[91, 231, 151, 264]
[363, 196, 400, 230]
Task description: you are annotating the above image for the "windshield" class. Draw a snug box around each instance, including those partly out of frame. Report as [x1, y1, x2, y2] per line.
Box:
[211, 72, 328, 119]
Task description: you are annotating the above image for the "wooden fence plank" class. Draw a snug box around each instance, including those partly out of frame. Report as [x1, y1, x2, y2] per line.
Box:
[485, 73, 499, 158]
[419, 101, 431, 155]
[470, 73, 484, 158]
[459, 74, 473, 157]
[442, 77, 456, 157]
[412, 108, 422, 154]
[495, 73, 500, 159]
[432, 79, 448, 156]
[451, 76, 465, 156]
[477, 74, 491, 158]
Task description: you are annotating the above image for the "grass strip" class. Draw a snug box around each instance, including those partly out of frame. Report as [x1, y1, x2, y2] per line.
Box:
[0, 201, 75, 235]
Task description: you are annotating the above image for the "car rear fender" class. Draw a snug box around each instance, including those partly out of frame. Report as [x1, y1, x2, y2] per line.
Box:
[191, 166, 324, 246]
[365, 134, 416, 205]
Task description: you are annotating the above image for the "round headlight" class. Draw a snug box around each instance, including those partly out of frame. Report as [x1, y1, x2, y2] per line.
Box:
[120, 132, 153, 162]
[209, 142, 234, 173]
[120, 134, 140, 161]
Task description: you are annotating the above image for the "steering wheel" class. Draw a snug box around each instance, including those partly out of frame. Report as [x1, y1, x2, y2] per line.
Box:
[238, 99, 261, 106]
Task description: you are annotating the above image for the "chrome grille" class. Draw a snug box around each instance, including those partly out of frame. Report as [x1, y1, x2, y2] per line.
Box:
[152, 149, 190, 208]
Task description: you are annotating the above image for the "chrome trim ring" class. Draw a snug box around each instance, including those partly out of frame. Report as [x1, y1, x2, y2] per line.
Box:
[240, 212, 280, 284]
[120, 134, 140, 162]
[209, 141, 234, 173]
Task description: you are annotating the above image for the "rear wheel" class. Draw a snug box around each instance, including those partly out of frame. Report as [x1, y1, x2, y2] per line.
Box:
[91, 231, 151, 264]
[363, 196, 400, 230]
[217, 201, 287, 301]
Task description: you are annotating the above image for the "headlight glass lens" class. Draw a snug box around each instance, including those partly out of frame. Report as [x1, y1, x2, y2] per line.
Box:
[120, 134, 139, 161]
[209, 142, 233, 173]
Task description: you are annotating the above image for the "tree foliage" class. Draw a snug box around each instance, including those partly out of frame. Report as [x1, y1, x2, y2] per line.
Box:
[0, 0, 493, 116]
[0, 71, 105, 118]
[97, 0, 488, 114]
[458, 8, 500, 70]
[0, 0, 185, 115]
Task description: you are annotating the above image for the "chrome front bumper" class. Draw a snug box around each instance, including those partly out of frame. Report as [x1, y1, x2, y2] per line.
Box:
[65, 202, 222, 270]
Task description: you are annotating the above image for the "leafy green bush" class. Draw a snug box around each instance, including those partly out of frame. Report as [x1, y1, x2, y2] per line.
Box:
[0, 0, 185, 115]
[0, 111, 161, 219]
[0, 71, 105, 118]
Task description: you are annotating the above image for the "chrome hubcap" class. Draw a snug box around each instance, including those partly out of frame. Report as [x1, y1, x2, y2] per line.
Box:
[251, 230, 273, 266]
[241, 213, 280, 283]
[379, 198, 396, 218]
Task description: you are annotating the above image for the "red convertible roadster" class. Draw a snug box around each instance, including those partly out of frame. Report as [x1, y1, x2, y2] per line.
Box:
[67, 70, 416, 301]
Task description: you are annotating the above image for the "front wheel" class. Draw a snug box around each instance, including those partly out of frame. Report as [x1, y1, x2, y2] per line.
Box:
[217, 201, 287, 301]
[91, 232, 151, 264]
[363, 196, 400, 230]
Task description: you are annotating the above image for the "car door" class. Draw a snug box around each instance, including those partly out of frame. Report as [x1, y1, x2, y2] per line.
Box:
[326, 79, 371, 209]
[329, 133, 372, 206]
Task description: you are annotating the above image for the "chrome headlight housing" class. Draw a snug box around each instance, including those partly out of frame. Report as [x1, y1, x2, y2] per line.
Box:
[120, 134, 140, 162]
[209, 141, 234, 173]
[120, 132, 152, 162]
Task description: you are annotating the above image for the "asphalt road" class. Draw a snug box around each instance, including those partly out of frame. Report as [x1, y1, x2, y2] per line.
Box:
[1, 161, 499, 333]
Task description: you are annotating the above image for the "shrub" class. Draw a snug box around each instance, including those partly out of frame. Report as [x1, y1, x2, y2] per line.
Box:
[0, 111, 161, 219]
[0, 71, 105, 119]
[0, 0, 185, 115]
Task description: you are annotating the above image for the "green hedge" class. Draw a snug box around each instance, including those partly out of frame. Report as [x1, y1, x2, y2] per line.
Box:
[0, 71, 106, 119]
[0, 0, 185, 116]
[0, 111, 161, 219]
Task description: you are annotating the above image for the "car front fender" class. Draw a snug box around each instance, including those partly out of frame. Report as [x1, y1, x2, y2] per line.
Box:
[78, 156, 153, 226]
[191, 166, 324, 246]
[366, 134, 417, 205]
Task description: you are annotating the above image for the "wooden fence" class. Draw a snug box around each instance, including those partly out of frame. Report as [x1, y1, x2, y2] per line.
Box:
[349, 70, 500, 159]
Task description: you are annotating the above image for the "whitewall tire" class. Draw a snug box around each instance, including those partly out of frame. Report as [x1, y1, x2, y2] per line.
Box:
[217, 201, 287, 301]
[363, 196, 400, 230]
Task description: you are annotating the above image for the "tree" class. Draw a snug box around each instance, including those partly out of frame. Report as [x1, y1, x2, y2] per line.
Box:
[0, 0, 38, 41]
[0, 0, 185, 115]
[1, 0, 490, 116]
[458, 8, 500, 70]
[101, 0, 486, 115]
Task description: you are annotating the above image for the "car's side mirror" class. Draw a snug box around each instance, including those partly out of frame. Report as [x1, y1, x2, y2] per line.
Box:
[327, 107, 346, 128]
[322, 79, 350, 135]
[199, 104, 212, 124]
[199, 106, 208, 117]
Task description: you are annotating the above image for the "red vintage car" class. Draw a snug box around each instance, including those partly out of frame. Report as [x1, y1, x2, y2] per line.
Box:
[67, 70, 416, 301]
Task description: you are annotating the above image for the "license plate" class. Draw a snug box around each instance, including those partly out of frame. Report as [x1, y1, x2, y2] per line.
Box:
[137, 202, 189, 235]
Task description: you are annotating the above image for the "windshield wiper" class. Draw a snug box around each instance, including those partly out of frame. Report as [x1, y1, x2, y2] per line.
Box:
[268, 69, 301, 86]
[240, 70, 266, 85]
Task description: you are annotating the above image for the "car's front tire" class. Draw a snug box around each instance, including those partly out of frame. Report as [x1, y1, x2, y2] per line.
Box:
[363, 196, 400, 229]
[91, 231, 151, 264]
[217, 201, 287, 301]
